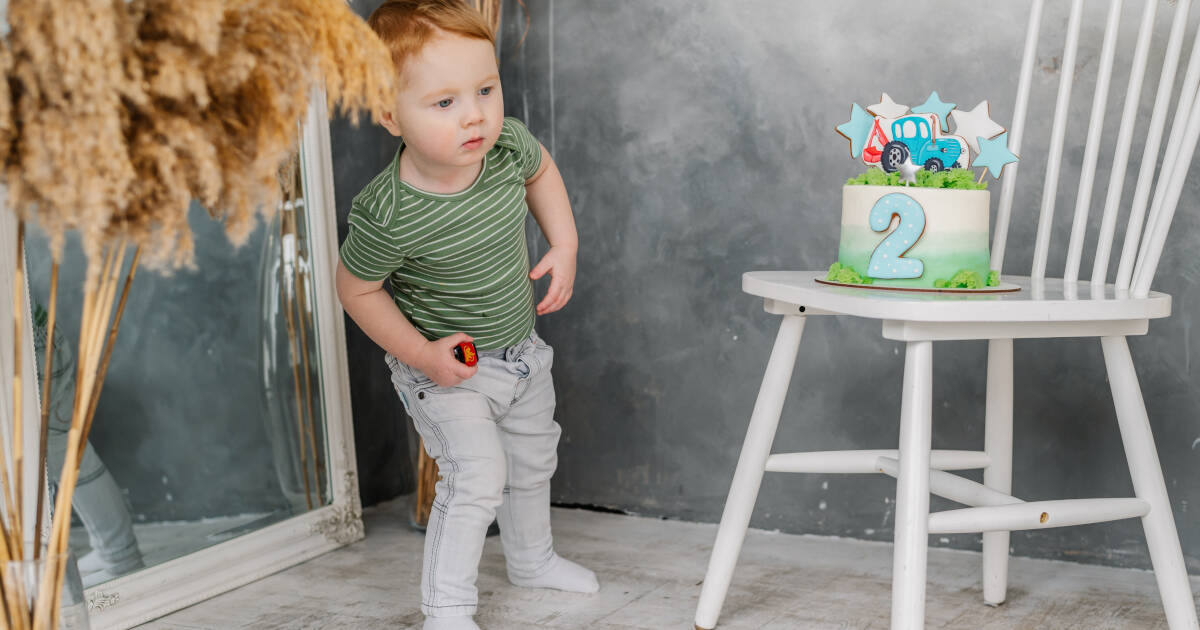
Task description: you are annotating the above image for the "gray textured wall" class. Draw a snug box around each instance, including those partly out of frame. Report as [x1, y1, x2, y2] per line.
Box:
[492, 0, 1200, 572]
[333, 0, 418, 509]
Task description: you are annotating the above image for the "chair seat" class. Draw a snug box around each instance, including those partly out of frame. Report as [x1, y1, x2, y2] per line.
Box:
[744, 271, 1171, 324]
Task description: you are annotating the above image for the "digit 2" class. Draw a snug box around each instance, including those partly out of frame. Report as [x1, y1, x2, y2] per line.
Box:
[867, 192, 926, 279]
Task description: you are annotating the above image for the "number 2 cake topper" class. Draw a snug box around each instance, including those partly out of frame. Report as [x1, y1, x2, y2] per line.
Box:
[836, 91, 1020, 183]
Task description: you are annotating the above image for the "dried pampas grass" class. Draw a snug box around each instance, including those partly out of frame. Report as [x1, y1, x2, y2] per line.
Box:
[4, 0, 135, 273]
[4, 0, 397, 271]
[0, 2, 398, 627]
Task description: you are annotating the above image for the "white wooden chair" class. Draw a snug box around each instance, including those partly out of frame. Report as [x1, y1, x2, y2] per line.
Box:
[694, 1, 1200, 628]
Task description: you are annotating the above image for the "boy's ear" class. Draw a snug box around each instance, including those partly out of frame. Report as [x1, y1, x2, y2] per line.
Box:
[380, 111, 402, 137]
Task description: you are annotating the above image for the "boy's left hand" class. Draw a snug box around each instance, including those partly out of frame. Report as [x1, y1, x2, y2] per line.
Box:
[529, 245, 576, 315]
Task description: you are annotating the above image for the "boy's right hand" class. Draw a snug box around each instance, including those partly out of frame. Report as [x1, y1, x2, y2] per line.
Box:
[413, 333, 478, 388]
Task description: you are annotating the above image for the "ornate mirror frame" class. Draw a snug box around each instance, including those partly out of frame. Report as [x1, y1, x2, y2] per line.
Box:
[2, 93, 363, 630]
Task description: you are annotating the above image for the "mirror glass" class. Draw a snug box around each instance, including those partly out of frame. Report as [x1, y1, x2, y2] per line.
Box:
[23, 156, 330, 589]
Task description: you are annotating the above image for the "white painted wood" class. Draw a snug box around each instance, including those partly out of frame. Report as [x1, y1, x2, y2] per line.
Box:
[707, 269, 1189, 627]
[1091, 0, 1157, 287]
[1133, 8, 1200, 290]
[1116, 0, 1195, 290]
[875, 458, 1020, 509]
[891, 341, 933, 630]
[693, 315, 805, 630]
[927, 498, 1150, 535]
[298, 87, 362, 521]
[991, 0, 1043, 273]
[881, 318, 1148, 342]
[1063, 0, 1122, 284]
[742, 272, 1171, 324]
[764, 449, 988, 475]
[1031, 0, 1083, 281]
[1102, 335, 1200, 630]
[982, 339, 1013, 606]
[82, 90, 364, 630]
[762, 298, 835, 316]
[1131, 73, 1200, 297]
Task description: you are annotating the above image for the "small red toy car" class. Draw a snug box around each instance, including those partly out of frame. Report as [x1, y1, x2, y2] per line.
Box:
[452, 341, 478, 367]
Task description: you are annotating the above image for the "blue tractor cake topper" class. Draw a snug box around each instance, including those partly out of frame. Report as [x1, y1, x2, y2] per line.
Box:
[876, 113, 967, 173]
[837, 91, 1019, 183]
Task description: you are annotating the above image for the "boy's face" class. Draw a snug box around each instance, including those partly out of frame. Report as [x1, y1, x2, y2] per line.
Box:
[385, 31, 503, 169]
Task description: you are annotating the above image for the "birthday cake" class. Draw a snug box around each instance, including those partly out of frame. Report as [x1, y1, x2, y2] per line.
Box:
[828, 92, 1018, 290]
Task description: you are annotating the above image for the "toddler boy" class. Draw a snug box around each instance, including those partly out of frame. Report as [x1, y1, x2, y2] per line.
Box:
[336, 1, 596, 628]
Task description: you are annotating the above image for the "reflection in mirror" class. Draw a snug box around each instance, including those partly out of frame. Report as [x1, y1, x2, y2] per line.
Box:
[24, 155, 329, 590]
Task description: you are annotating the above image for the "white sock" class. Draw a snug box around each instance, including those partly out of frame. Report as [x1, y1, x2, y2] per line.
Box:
[423, 615, 480, 630]
[508, 554, 599, 593]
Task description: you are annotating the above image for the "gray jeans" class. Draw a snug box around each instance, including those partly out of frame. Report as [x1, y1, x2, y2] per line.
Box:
[37, 321, 141, 569]
[387, 331, 561, 617]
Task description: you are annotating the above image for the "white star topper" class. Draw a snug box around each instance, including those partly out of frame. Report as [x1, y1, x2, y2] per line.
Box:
[897, 159, 922, 185]
[950, 101, 1005, 154]
[867, 93, 909, 119]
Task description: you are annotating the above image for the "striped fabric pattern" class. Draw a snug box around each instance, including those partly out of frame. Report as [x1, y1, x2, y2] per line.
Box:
[340, 117, 543, 350]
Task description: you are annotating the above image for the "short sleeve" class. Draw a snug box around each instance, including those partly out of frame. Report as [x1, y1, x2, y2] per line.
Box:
[497, 117, 543, 180]
[339, 198, 406, 282]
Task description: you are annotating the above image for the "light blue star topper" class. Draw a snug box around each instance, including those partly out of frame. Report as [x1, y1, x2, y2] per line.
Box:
[911, 91, 955, 132]
[974, 132, 1019, 178]
[836, 103, 874, 159]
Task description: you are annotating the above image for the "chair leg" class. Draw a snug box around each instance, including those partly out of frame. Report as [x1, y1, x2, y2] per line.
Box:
[1101, 336, 1200, 630]
[694, 315, 807, 630]
[892, 340, 934, 630]
[982, 339, 1013, 606]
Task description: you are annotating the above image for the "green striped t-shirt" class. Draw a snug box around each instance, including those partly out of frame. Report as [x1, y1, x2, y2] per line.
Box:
[340, 117, 543, 350]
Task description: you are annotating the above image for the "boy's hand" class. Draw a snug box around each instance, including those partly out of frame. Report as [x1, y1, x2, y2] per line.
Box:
[413, 333, 478, 387]
[530, 245, 577, 315]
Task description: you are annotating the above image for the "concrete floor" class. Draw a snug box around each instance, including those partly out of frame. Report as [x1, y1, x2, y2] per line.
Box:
[140, 496, 1197, 629]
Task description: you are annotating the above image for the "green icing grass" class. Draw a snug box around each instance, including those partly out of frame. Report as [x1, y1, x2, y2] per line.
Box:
[934, 270, 982, 289]
[826, 261, 874, 285]
[846, 167, 987, 190]
[934, 269, 1002, 288]
[827, 262, 1001, 289]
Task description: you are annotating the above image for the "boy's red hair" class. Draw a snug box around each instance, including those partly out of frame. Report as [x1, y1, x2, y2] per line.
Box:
[367, 0, 495, 80]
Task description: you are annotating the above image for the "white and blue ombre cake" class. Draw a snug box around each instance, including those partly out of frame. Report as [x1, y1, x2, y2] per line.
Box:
[831, 184, 993, 289]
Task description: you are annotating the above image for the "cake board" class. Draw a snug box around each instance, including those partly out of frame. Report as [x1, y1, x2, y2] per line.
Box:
[815, 277, 1022, 294]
